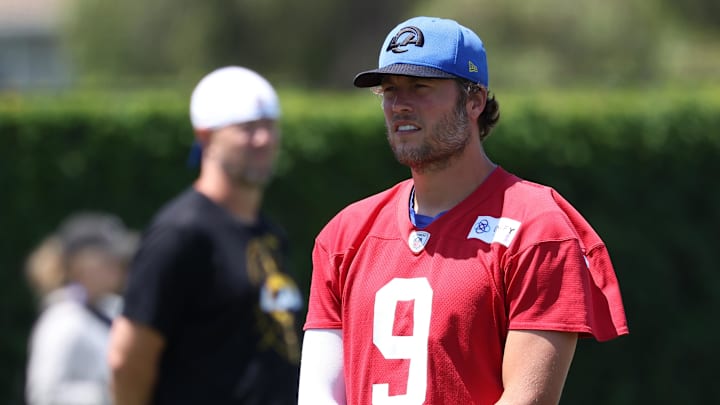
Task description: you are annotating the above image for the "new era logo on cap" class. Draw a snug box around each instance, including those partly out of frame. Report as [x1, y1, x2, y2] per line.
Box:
[353, 16, 489, 88]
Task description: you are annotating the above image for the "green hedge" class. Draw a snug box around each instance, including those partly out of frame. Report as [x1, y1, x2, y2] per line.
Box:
[1, 88, 719, 404]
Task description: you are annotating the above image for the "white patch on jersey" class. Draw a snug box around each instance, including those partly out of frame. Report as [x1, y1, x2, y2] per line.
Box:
[408, 230, 431, 253]
[467, 216, 521, 247]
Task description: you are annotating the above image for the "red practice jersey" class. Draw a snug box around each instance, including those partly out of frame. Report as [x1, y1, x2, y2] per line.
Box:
[305, 167, 628, 405]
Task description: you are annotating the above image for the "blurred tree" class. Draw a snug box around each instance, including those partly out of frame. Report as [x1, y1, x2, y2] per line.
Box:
[62, 0, 719, 89]
[659, 0, 720, 32]
[62, 0, 415, 88]
[413, 0, 668, 88]
[63, 0, 281, 80]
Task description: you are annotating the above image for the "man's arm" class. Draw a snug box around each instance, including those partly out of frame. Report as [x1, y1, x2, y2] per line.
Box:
[495, 330, 578, 405]
[298, 328, 346, 405]
[107, 317, 166, 405]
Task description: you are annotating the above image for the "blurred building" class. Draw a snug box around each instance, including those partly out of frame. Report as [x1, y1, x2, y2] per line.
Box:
[0, 0, 72, 91]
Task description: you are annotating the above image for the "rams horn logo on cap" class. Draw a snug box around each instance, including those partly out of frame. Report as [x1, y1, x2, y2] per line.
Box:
[387, 26, 424, 53]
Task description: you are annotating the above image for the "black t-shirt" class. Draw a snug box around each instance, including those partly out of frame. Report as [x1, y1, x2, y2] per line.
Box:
[122, 188, 303, 405]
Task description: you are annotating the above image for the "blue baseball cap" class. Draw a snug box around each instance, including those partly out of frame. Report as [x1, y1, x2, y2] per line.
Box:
[353, 16, 489, 88]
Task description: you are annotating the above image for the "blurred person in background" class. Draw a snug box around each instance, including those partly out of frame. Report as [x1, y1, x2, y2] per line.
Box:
[25, 212, 138, 405]
[107, 66, 303, 405]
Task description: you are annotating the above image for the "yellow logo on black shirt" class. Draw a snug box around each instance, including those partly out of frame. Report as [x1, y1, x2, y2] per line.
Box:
[247, 235, 302, 363]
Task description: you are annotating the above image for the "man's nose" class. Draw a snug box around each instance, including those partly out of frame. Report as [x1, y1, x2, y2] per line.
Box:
[390, 90, 414, 113]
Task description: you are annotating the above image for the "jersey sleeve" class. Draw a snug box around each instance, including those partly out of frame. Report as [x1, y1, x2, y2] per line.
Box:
[304, 221, 344, 330]
[121, 222, 209, 338]
[504, 203, 629, 342]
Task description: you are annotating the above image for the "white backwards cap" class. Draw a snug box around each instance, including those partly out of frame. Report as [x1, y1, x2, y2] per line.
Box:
[190, 66, 280, 130]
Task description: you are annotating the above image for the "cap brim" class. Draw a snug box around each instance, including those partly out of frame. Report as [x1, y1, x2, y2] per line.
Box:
[353, 64, 458, 87]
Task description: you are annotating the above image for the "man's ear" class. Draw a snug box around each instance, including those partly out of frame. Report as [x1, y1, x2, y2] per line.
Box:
[194, 128, 213, 145]
[467, 89, 487, 121]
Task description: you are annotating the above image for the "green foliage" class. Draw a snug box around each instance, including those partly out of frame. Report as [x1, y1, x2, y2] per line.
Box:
[418, 0, 662, 85]
[60, 0, 720, 89]
[61, 0, 416, 88]
[1, 88, 720, 404]
[660, 0, 720, 31]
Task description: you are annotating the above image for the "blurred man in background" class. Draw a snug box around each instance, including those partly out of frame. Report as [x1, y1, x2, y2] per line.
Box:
[108, 66, 303, 405]
[25, 212, 137, 405]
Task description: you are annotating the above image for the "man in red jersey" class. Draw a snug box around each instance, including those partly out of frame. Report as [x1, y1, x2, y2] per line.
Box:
[298, 16, 628, 405]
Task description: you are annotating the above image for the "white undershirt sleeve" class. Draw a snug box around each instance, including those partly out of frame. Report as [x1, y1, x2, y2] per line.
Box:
[298, 328, 346, 405]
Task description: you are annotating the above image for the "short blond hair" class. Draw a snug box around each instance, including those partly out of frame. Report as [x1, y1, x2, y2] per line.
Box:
[25, 235, 65, 298]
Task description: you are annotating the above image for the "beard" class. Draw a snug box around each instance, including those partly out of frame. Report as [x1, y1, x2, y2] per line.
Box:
[221, 158, 275, 188]
[386, 100, 472, 174]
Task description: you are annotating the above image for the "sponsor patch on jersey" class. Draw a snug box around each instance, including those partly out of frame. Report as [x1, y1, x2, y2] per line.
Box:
[408, 230, 431, 253]
[467, 216, 521, 247]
